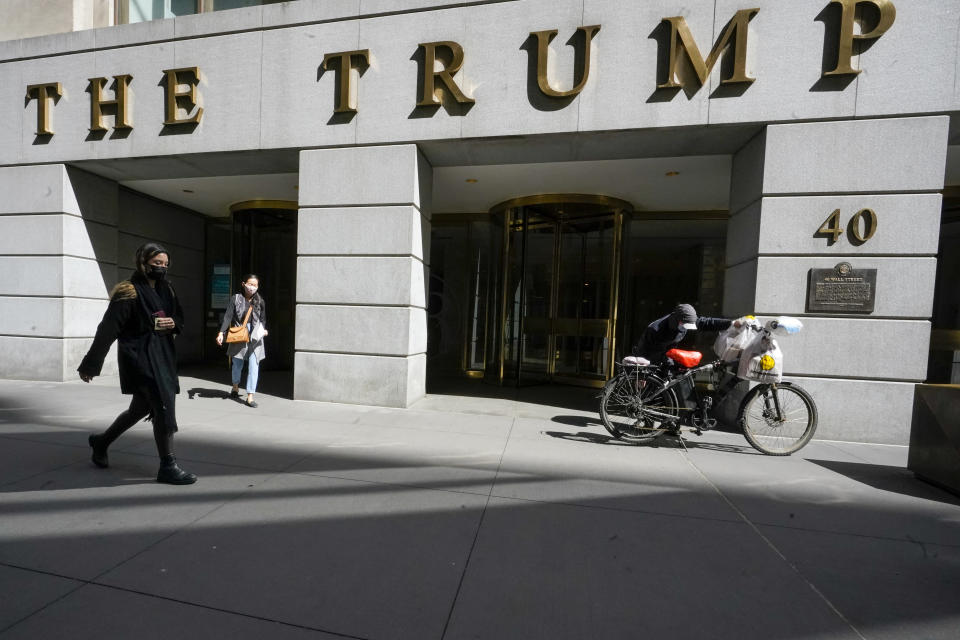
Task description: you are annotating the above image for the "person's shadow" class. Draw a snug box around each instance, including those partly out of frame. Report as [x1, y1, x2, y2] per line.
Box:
[187, 388, 232, 400]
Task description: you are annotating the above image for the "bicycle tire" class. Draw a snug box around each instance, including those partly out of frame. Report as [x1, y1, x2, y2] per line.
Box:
[600, 372, 679, 443]
[738, 382, 818, 455]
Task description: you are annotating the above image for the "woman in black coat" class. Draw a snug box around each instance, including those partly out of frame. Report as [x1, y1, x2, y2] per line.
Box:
[78, 242, 197, 485]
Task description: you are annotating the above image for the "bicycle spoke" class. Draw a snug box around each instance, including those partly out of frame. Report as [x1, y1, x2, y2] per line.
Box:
[741, 384, 817, 455]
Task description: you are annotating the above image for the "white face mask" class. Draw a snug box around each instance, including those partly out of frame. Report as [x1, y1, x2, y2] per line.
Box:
[244, 285, 258, 295]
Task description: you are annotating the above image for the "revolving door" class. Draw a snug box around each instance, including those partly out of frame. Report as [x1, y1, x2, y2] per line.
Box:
[494, 196, 630, 387]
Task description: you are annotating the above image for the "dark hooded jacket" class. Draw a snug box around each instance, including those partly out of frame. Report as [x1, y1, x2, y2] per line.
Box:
[78, 271, 184, 432]
[632, 313, 731, 364]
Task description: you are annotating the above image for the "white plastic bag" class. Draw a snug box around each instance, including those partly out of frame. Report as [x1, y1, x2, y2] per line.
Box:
[714, 316, 762, 363]
[250, 322, 266, 342]
[770, 316, 803, 336]
[737, 333, 783, 383]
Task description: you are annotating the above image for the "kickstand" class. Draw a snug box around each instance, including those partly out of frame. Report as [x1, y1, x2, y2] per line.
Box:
[672, 428, 689, 452]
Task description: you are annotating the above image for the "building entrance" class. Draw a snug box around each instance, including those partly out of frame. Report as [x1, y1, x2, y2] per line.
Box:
[496, 196, 629, 387]
[427, 196, 727, 391]
[229, 201, 297, 371]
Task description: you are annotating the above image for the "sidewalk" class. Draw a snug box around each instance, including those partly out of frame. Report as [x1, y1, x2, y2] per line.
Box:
[1, 375, 958, 640]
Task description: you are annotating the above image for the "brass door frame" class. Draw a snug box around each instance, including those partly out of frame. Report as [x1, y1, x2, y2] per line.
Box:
[491, 194, 633, 387]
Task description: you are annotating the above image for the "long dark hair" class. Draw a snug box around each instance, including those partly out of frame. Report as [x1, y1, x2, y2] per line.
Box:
[240, 273, 263, 310]
[134, 242, 169, 277]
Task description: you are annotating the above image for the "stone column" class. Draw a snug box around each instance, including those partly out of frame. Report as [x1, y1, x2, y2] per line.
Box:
[0, 165, 119, 381]
[724, 116, 948, 444]
[295, 145, 431, 407]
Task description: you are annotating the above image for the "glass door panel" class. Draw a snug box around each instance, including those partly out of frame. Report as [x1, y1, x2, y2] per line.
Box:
[497, 200, 624, 386]
[519, 218, 556, 379]
[553, 216, 615, 381]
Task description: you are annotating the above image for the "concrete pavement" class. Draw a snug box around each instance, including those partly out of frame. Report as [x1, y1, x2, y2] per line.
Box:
[1, 374, 958, 639]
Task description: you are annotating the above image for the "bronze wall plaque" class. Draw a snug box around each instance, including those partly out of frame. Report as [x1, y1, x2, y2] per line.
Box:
[807, 262, 877, 313]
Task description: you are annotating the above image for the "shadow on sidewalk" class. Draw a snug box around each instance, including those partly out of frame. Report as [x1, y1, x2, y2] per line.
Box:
[3, 382, 960, 640]
[426, 375, 600, 413]
[809, 459, 960, 506]
[179, 362, 294, 400]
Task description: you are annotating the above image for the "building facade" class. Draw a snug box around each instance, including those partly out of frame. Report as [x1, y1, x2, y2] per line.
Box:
[1, 0, 958, 444]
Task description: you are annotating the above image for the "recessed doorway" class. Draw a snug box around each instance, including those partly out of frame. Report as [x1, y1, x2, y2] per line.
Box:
[495, 195, 630, 387]
[230, 200, 298, 372]
[427, 195, 728, 392]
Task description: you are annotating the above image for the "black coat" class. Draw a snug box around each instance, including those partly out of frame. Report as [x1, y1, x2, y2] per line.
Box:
[78, 277, 184, 396]
[632, 314, 731, 363]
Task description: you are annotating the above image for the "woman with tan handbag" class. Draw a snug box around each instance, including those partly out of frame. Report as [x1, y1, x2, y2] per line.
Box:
[216, 274, 268, 408]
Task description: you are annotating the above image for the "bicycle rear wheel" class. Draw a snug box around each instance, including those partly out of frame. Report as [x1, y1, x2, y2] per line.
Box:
[739, 382, 818, 455]
[600, 373, 679, 443]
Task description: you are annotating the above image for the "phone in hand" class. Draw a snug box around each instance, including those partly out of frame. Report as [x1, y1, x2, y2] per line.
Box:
[152, 310, 168, 330]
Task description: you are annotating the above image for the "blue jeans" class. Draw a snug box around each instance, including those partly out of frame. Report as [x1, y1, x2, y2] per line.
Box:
[231, 352, 259, 394]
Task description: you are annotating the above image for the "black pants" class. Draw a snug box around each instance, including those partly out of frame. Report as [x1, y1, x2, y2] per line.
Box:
[100, 386, 174, 459]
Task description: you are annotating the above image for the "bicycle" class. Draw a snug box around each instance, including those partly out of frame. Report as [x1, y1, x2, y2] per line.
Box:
[599, 322, 818, 456]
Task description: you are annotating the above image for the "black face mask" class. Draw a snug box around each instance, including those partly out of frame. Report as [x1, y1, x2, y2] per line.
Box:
[146, 265, 167, 281]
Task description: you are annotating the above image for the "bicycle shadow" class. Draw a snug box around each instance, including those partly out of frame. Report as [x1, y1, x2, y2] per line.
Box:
[544, 429, 758, 455]
[662, 436, 757, 454]
[550, 415, 606, 429]
[542, 431, 639, 447]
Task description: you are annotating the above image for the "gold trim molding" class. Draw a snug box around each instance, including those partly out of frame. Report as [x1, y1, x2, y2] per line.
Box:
[489, 193, 635, 214]
[229, 199, 299, 213]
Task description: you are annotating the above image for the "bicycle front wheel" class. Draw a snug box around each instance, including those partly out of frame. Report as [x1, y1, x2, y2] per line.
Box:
[739, 382, 818, 455]
[600, 373, 678, 443]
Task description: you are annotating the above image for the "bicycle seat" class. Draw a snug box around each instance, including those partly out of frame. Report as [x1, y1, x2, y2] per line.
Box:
[666, 349, 702, 368]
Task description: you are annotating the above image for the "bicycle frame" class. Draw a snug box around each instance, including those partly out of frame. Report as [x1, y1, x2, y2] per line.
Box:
[601, 319, 818, 454]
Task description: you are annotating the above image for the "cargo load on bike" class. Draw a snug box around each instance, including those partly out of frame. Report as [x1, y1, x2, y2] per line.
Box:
[599, 315, 818, 456]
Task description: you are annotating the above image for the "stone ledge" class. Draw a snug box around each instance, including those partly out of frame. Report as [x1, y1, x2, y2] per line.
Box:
[294, 351, 425, 407]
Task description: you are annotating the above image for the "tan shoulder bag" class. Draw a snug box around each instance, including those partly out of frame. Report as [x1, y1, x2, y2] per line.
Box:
[225, 304, 254, 344]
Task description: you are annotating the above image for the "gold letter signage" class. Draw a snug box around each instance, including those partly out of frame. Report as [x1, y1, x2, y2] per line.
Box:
[88, 75, 133, 132]
[658, 9, 759, 88]
[25, 82, 62, 135]
[322, 50, 370, 114]
[416, 41, 474, 106]
[816, 208, 878, 245]
[162, 67, 203, 125]
[15, 1, 907, 139]
[824, 0, 896, 75]
[531, 25, 601, 98]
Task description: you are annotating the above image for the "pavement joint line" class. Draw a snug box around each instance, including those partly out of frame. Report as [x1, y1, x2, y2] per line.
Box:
[740, 519, 960, 549]
[814, 438, 908, 449]
[0, 459, 88, 490]
[440, 416, 517, 640]
[482, 490, 748, 524]
[0, 565, 89, 636]
[74, 469, 296, 607]
[818, 440, 888, 466]
[677, 450, 869, 640]
[279, 468, 497, 499]
[0, 561, 370, 640]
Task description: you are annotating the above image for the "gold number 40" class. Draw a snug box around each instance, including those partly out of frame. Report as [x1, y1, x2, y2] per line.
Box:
[816, 208, 877, 246]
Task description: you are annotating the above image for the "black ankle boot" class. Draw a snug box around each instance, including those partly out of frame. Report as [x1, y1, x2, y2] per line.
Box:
[89, 434, 109, 468]
[157, 455, 198, 485]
